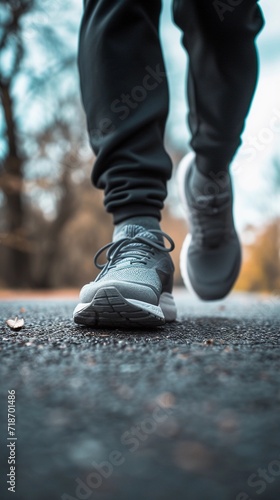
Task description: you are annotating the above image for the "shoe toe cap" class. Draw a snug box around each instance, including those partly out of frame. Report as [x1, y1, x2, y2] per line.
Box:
[187, 239, 241, 300]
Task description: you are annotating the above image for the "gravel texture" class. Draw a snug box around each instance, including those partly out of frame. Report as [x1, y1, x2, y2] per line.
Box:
[0, 290, 280, 500]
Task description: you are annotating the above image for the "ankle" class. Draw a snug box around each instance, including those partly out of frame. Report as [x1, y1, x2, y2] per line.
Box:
[196, 155, 229, 177]
[113, 216, 161, 241]
[192, 159, 231, 195]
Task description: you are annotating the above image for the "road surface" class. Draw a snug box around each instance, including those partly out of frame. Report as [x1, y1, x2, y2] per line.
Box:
[0, 290, 280, 500]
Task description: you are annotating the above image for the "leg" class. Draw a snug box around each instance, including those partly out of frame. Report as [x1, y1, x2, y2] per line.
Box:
[74, 0, 177, 327]
[173, 0, 264, 173]
[174, 0, 264, 300]
[78, 0, 172, 223]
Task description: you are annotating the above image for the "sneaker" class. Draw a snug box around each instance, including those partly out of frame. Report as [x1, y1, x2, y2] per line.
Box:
[73, 225, 177, 327]
[177, 152, 241, 301]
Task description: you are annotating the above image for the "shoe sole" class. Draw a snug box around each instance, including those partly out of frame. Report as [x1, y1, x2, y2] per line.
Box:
[177, 152, 241, 301]
[73, 287, 176, 328]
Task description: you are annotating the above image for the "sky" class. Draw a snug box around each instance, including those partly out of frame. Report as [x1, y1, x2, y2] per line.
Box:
[160, 0, 280, 230]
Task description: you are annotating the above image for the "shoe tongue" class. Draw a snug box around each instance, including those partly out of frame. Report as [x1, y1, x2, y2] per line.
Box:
[110, 225, 159, 266]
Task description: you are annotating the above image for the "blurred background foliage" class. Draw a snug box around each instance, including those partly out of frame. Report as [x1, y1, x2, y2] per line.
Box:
[0, 0, 279, 291]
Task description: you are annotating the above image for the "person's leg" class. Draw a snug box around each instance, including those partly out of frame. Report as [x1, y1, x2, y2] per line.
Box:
[173, 0, 264, 174]
[78, 0, 172, 224]
[173, 0, 264, 300]
[74, 0, 176, 327]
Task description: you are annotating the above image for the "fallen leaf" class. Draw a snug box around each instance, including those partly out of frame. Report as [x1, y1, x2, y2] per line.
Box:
[204, 338, 214, 345]
[6, 317, 25, 331]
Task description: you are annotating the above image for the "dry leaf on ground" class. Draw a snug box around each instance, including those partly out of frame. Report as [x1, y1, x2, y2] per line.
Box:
[6, 317, 25, 331]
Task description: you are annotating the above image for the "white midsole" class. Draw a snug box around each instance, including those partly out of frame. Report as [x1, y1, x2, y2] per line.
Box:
[73, 302, 92, 316]
[126, 298, 164, 318]
[176, 152, 198, 298]
[179, 233, 198, 298]
[159, 292, 177, 321]
[176, 151, 195, 215]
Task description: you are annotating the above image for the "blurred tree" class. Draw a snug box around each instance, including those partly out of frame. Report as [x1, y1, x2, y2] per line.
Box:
[0, 0, 35, 286]
[235, 157, 280, 293]
[236, 217, 280, 293]
[0, 0, 82, 287]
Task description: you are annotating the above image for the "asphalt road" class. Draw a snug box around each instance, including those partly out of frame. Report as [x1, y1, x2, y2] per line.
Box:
[0, 290, 280, 500]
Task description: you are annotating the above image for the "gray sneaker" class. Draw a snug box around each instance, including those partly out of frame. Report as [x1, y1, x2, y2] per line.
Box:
[177, 152, 241, 301]
[73, 225, 177, 327]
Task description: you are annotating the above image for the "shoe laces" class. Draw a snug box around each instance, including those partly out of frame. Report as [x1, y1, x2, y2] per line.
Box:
[94, 230, 175, 270]
[191, 192, 232, 246]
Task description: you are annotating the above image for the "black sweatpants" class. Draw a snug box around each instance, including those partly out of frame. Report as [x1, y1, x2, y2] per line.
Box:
[78, 0, 264, 223]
